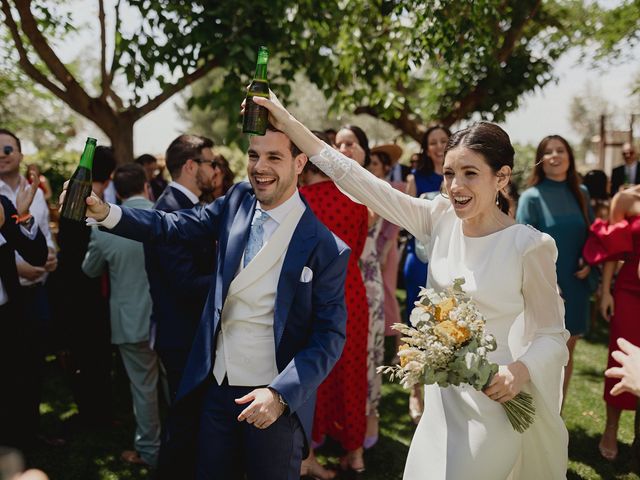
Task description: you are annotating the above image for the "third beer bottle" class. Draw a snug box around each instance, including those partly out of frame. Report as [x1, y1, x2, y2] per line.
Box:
[60, 137, 97, 222]
[242, 46, 270, 136]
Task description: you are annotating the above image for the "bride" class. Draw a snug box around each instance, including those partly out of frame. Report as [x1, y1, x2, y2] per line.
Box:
[250, 92, 569, 479]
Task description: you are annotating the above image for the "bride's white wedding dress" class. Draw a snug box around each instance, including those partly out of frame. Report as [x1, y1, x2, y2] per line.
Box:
[310, 146, 569, 479]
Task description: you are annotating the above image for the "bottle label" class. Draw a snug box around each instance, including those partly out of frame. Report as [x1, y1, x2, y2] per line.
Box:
[243, 95, 269, 135]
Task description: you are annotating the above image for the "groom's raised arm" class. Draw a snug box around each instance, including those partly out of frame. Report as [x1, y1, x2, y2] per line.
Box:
[269, 241, 350, 414]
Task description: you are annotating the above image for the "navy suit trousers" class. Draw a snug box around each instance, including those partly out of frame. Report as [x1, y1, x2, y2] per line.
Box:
[196, 378, 304, 480]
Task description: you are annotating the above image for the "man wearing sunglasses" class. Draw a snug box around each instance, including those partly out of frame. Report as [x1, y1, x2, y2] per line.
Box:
[141, 135, 218, 475]
[612, 142, 640, 195]
[0, 128, 57, 448]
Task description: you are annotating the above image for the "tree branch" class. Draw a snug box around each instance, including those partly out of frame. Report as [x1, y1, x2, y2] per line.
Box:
[440, 0, 541, 126]
[13, 0, 92, 109]
[98, 0, 108, 97]
[133, 58, 218, 119]
[0, 0, 69, 103]
[106, 0, 121, 86]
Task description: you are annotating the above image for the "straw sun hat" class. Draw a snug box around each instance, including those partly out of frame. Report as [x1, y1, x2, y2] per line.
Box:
[371, 144, 403, 164]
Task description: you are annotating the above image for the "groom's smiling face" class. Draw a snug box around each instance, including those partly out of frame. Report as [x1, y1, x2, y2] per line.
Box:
[247, 130, 307, 210]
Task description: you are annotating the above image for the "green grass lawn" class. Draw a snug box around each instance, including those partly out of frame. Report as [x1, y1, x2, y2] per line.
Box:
[26, 309, 640, 479]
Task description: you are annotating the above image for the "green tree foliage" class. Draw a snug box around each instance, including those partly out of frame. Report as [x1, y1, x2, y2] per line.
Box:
[585, 0, 640, 62]
[183, 0, 584, 144]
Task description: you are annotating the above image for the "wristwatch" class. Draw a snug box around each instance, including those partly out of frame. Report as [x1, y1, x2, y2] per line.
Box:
[269, 387, 288, 413]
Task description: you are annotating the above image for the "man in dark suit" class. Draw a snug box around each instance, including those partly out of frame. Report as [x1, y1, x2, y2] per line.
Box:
[0, 188, 48, 449]
[611, 142, 640, 195]
[70, 126, 350, 479]
[145, 134, 217, 401]
[141, 136, 217, 477]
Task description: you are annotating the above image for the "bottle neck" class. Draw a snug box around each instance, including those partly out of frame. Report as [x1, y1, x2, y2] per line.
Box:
[254, 62, 267, 81]
[79, 143, 96, 169]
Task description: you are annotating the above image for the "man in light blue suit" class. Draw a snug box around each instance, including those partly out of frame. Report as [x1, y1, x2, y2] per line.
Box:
[82, 163, 166, 468]
[69, 126, 350, 479]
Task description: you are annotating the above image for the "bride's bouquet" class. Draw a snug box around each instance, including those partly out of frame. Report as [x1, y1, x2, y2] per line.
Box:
[378, 278, 535, 433]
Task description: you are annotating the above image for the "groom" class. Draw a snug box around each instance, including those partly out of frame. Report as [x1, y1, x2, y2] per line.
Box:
[70, 126, 350, 479]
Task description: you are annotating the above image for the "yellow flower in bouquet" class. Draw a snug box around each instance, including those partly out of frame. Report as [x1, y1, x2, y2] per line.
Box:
[434, 320, 470, 345]
[378, 278, 535, 433]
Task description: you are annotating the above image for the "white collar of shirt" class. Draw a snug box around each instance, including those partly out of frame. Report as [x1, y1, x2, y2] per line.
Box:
[169, 181, 200, 205]
[254, 190, 305, 245]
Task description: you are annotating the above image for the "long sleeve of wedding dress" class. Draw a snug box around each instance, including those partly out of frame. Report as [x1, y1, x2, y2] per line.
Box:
[309, 145, 450, 241]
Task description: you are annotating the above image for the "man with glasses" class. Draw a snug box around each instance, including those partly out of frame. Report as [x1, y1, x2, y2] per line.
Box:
[612, 142, 640, 194]
[0, 128, 58, 448]
[139, 134, 218, 475]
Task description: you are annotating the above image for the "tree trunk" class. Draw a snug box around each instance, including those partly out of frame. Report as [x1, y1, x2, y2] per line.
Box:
[102, 113, 135, 165]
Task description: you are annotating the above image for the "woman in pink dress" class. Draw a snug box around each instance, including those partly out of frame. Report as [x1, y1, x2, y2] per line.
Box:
[584, 184, 640, 461]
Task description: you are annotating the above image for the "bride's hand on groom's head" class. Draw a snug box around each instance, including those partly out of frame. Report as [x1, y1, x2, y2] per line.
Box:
[483, 361, 531, 404]
[248, 90, 292, 132]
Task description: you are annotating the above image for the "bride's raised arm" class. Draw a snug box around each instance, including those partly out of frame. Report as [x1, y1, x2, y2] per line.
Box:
[252, 93, 448, 240]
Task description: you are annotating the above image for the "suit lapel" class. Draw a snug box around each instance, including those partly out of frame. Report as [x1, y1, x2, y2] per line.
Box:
[221, 194, 255, 302]
[274, 207, 317, 347]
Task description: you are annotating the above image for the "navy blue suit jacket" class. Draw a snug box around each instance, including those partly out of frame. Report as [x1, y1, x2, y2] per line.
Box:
[109, 182, 350, 445]
[144, 185, 215, 352]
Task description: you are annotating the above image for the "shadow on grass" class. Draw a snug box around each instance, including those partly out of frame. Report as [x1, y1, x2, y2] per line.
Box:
[569, 425, 640, 480]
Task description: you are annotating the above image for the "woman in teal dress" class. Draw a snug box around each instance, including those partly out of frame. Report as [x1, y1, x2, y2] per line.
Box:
[516, 135, 594, 405]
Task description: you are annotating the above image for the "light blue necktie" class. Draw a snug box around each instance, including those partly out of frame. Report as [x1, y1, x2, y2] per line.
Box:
[244, 209, 270, 267]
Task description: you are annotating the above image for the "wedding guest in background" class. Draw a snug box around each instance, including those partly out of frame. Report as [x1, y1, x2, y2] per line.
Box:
[517, 135, 594, 407]
[365, 146, 404, 447]
[145, 134, 216, 478]
[0, 128, 58, 447]
[26, 164, 52, 203]
[584, 184, 640, 461]
[370, 146, 403, 342]
[403, 125, 450, 423]
[611, 142, 639, 195]
[583, 169, 611, 220]
[0, 174, 47, 450]
[298, 128, 369, 477]
[50, 145, 115, 430]
[211, 153, 235, 201]
[136, 154, 168, 201]
[323, 128, 337, 147]
[82, 163, 166, 467]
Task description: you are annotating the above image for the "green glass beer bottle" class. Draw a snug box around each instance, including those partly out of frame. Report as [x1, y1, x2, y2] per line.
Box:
[242, 46, 270, 135]
[60, 137, 97, 222]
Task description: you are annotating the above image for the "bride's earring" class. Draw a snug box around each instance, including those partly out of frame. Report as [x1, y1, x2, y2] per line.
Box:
[495, 191, 500, 206]
[440, 184, 449, 199]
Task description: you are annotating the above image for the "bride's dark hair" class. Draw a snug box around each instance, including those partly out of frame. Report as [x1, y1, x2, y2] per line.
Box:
[444, 122, 514, 215]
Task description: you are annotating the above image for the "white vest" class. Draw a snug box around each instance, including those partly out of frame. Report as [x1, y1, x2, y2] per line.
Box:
[212, 202, 305, 386]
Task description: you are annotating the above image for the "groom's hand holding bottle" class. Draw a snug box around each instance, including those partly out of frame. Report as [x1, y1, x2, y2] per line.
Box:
[58, 180, 110, 222]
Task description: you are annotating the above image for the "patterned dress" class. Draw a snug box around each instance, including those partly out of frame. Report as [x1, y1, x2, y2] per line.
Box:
[300, 180, 369, 451]
[360, 218, 385, 415]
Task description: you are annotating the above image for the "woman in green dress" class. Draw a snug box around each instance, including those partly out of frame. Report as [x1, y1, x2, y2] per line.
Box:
[516, 135, 594, 406]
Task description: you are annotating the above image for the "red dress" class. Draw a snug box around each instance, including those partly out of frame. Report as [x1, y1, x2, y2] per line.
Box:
[300, 180, 369, 450]
[584, 216, 640, 410]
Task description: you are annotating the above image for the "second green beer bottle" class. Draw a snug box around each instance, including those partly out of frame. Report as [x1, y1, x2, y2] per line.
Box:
[242, 46, 270, 136]
[60, 137, 97, 222]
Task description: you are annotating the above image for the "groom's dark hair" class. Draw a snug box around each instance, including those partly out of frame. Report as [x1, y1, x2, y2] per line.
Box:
[266, 123, 302, 158]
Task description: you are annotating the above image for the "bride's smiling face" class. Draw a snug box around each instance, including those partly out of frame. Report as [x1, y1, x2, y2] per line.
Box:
[443, 147, 509, 222]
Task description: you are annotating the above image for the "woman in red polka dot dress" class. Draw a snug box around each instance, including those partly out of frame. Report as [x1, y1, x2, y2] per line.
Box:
[298, 128, 370, 478]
